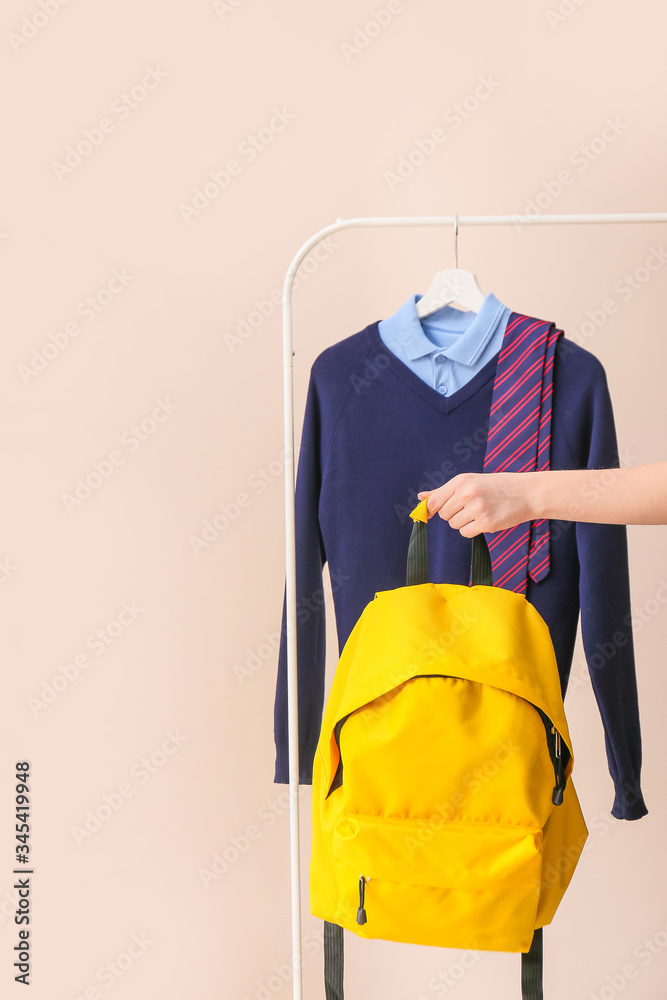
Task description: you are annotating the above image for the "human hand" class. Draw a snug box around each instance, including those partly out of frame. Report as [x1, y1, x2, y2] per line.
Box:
[417, 472, 537, 536]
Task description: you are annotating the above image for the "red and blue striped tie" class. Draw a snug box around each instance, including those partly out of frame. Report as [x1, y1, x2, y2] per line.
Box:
[481, 313, 562, 594]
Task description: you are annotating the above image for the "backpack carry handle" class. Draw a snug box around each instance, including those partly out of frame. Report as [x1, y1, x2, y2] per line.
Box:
[407, 498, 493, 587]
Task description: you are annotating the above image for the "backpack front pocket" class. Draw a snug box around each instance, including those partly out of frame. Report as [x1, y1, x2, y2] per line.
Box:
[333, 809, 543, 892]
[328, 674, 558, 831]
[330, 809, 543, 951]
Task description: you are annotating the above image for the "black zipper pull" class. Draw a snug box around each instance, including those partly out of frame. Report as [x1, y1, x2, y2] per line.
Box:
[357, 875, 368, 924]
[551, 725, 564, 805]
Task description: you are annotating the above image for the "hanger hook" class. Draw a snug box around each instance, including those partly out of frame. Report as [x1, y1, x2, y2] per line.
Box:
[454, 213, 459, 269]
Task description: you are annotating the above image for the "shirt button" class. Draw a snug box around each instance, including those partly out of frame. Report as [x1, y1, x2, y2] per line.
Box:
[438, 385, 447, 394]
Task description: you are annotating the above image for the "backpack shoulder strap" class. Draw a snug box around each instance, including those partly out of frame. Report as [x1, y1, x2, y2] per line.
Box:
[324, 921, 343, 1000]
[324, 921, 543, 999]
[522, 927, 543, 1000]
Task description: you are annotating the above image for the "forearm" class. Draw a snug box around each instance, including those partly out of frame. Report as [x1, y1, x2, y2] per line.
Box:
[528, 462, 667, 524]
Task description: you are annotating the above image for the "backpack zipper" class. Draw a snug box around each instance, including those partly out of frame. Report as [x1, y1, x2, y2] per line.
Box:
[327, 677, 570, 805]
[534, 705, 568, 805]
[551, 725, 566, 805]
[357, 874, 369, 924]
[325, 713, 351, 798]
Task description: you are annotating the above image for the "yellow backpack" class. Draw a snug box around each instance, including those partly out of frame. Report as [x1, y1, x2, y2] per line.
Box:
[310, 498, 589, 1000]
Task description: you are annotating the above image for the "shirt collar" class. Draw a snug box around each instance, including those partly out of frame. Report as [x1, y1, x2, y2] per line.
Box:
[382, 291, 508, 367]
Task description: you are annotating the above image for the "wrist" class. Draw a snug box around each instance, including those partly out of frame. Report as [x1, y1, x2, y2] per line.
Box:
[524, 471, 548, 521]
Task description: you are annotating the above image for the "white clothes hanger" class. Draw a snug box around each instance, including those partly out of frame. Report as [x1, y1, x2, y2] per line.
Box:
[415, 213, 485, 317]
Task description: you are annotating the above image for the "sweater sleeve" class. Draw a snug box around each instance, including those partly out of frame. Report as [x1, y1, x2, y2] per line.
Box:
[573, 359, 648, 820]
[273, 363, 328, 784]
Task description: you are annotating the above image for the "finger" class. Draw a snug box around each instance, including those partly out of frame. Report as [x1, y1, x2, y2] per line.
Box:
[418, 491, 445, 515]
[437, 492, 469, 522]
[424, 482, 459, 515]
[447, 508, 476, 531]
[416, 491, 434, 510]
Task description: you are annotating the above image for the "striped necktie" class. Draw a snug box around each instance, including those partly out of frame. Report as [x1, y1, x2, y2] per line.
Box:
[481, 313, 562, 594]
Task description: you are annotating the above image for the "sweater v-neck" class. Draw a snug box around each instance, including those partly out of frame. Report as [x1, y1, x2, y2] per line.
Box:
[367, 319, 505, 414]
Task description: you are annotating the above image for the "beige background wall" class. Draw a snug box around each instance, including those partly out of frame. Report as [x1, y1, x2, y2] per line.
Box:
[1, 0, 666, 997]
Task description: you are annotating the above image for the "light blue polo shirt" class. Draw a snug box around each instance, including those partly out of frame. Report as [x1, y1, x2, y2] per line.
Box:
[377, 292, 511, 396]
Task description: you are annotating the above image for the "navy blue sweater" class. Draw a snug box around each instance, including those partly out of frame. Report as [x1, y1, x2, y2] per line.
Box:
[273, 319, 648, 821]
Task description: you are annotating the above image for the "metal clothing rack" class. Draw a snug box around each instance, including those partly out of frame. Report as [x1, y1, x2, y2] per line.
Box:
[280, 212, 667, 999]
